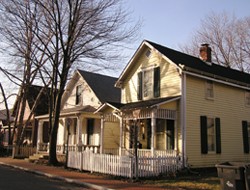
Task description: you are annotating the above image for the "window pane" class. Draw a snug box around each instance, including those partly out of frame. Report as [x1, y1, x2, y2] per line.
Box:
[246, 92, 250, 105]
[143, 70, 153, 98]
[207, 118, 215, 151]
[206, 80, 214, 98]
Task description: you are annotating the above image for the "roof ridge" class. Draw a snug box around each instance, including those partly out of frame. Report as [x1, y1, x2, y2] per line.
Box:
[77, 69, 118, 80]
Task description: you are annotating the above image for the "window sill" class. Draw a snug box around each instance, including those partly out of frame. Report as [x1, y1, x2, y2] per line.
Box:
[205, 97, 214, 101]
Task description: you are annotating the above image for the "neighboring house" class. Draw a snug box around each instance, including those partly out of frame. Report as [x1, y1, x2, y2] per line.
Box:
[0, 109, 14, 146]
[97, 40, 250, 168]
[12, 85, 49, 146]
[35, 69, 121, 154]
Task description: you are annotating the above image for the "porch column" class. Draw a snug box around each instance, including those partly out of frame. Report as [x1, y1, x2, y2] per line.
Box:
[119, 118, 123, 156]
[100, 115, 104, 154]
[151, 109, 156, 156]
[37, 120, 44, 152]
[63, 118, 67, 153]
[77, 115, 82, 145]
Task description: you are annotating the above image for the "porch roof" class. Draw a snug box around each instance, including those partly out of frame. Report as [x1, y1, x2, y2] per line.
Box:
[35, 105, 97, 119]
[120, 96, 180, 111]
[60, 105, 96, 114]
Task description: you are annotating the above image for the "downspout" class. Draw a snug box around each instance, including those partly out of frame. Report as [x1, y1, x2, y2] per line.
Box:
[181, 72, 187, 168]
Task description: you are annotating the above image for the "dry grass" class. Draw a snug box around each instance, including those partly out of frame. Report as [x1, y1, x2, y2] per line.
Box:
[142, 168, 221, 190]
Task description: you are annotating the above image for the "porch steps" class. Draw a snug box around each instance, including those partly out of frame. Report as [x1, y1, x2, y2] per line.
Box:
[25, 152, 49, 164]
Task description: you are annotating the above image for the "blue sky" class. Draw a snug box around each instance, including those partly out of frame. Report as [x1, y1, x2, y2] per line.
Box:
[123, 0, 250, 51]
[1, 1, 250, 109]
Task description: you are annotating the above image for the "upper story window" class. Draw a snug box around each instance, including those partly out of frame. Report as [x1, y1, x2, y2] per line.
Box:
[137, 67, 160, 100]
[75, 85, 83, 105]
[205, 80, 214, 99]
[245, 91, 250, 106]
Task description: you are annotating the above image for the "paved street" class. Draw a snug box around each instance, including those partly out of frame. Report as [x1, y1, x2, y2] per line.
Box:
[0, 165, 91, 190]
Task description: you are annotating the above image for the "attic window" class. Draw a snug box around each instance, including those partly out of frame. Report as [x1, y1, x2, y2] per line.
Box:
[76, 85, 83, 105]
[145, 50, 151, 58]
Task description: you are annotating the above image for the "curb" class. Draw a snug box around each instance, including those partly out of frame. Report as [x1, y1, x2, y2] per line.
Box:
[0, 162, 114, 190]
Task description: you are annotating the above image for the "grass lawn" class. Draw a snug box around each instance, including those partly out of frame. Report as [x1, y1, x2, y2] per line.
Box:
[142, 168, 221, 190]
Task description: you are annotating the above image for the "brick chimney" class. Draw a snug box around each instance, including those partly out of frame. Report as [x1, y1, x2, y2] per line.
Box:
[200, 44, 211, 62]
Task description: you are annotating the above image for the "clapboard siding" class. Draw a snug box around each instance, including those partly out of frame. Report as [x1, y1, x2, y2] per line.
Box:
[103, 122, 120, 149]
[185, 75, 250, 167]
[121, 47, 181, 104]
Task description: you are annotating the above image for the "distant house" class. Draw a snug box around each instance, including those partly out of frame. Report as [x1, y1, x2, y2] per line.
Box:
[97, 40, 250, 168]
[35, 70, 121, 154]
[0, 109, 14, 146]
[12, 85, 49, 146]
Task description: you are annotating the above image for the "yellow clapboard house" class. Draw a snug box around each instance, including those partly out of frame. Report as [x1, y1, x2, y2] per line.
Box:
[98, 40, 250, 168]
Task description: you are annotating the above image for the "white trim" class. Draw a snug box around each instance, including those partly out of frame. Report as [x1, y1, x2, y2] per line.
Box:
[184, 70, 250, 90]
[181, 73, 187, 167]
[94, 102, 121, 114]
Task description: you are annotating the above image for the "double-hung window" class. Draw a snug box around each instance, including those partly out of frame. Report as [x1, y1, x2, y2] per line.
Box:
[75, 85, 83, 105]
[137, 67, 160, 100]
[245, 91, 250, 106]
[200, 116, 221, 154]
[205, 80, 214, 99]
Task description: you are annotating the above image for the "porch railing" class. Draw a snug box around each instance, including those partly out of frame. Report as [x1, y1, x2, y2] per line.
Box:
[12, 145, 37, 158]
[68, 145, 100, 153]
[37, 143, 49, 152]
[104, 148, 178, 157]
[37, 143, 100, 154]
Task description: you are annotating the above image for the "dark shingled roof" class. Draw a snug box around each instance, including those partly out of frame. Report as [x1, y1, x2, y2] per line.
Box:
[146, 40, 250, 86]
[26, 85, 50, 116]
[12, 85, 50, 117]
[78, 70, 121, 104]
[0, 109, 14, 125]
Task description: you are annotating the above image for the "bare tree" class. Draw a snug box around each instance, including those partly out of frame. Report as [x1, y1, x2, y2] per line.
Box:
[0, 0, 52, 146]
[1, 0, 140, 165]
[36, 0, 139, 165]
[180, 12, 250, 72]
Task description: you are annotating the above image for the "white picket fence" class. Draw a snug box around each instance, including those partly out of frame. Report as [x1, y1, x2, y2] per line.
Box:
[67, 150, 182, 178]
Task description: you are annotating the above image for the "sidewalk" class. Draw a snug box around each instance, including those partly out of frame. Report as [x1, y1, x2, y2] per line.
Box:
[0, 157, 165, 190]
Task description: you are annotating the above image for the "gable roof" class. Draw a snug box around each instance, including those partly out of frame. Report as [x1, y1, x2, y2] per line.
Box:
[12, 85, 49, 117]
[78, 70, 121, 104]
[145, 40, 250, 87]
[116, 40, 250, 88]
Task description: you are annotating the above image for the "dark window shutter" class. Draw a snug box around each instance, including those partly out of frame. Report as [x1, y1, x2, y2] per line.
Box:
[242, 120, 249, 153]
[215, 118, 221, 154]
[154, 67, 160, 98]
[200, 116, 208, 154]
[137, 72, 142, 100]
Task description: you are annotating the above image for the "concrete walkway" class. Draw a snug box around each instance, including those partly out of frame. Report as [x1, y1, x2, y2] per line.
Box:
[0, 157, 165, 190]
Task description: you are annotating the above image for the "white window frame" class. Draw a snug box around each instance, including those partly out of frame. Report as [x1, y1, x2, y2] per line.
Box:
[205, 80, 214, 99]
[141, 68, 154, 100]
[76, 84, 83, 105]
[245, 91, 250, 106]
